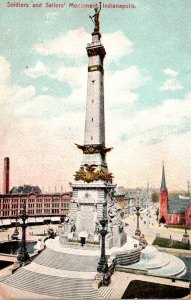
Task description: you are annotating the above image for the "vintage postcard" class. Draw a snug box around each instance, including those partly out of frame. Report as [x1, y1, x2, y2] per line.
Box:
[0, 0, 190, 298]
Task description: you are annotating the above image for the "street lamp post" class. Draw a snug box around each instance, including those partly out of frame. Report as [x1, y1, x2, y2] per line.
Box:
[156, 208, 159, 222]
[97, 219, 108, 274]
[17, 201, 30, 264]
[97, 210, 111, 286]
[135, 198, 141, 237]
[11, 210, 19, 240]
[182, 214, 190, 244]
[14, 210, 19, 235]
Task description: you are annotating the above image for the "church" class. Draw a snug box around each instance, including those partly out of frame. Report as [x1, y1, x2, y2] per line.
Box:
[159, 165, 191, 227]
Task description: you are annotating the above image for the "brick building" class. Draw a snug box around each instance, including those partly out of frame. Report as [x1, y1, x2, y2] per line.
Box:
[0, 158, 71, 227]
[159, 165, 191, 227]
[0, 185, 71, 226]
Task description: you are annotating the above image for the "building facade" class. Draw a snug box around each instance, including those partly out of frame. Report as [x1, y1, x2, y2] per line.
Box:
[0, 184, 71, 226]
[159, 165, 191, 227]
[0, 158, 72, 226]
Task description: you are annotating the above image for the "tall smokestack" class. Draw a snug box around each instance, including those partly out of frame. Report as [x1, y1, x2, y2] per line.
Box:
[3, 157, 10, 194]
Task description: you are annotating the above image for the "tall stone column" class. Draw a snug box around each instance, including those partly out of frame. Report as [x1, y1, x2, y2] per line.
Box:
[61, 8, 118, 246]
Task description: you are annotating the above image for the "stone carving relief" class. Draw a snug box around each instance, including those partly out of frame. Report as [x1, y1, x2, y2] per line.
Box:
[74, 165, 113, 183]
[107, 190, 124, 233]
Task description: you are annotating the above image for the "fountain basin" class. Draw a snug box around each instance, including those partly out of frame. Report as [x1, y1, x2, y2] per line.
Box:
[0, 241, 37, 255]
[129, 245, 186, 277]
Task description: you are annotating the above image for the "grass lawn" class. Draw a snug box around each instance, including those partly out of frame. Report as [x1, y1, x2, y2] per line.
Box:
[153, 237, 190, 250]
[122, 280, 189, 299]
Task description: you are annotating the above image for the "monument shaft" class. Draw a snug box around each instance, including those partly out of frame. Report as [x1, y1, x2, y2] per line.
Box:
[60, 10, 126, 249]
[85, 33, 105, 147]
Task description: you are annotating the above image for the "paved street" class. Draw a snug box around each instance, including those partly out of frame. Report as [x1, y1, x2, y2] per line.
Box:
[124, 205, 191, 245]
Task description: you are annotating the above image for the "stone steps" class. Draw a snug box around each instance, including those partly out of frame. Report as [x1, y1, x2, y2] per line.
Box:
[34, 247, 99, 272]
[98, 286, 113, 299]
[115, 249, 141, 266]
[3, 268, 99, 298]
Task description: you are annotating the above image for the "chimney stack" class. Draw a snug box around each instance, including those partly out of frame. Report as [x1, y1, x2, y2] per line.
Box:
[3, 157, 10, 194]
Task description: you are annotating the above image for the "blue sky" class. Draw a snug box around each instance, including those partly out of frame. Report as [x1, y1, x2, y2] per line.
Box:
[0, 0, 191, 191]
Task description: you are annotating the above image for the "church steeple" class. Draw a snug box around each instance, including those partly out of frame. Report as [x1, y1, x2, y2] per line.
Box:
[160, 163, 167, 192]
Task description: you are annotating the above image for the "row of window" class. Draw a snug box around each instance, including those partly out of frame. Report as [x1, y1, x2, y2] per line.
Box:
[0, 207, 69, 217]
[1, 202, 70, 208]
[1, 198, 70, 203]
[170, 215, 180, 222]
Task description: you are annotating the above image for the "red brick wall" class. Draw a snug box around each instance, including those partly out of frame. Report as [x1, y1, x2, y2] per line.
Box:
[160, 189, 168, 222]
[166, 213, 184, 225]
[185, 205, 191, 226]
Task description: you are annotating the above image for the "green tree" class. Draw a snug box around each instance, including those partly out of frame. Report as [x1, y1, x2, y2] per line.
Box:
[152, 193, 159, 203]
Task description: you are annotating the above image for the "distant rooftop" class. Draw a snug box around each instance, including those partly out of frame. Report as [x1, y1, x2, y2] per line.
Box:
[168, 195, 191, 214]
[10, 185, 41, 195]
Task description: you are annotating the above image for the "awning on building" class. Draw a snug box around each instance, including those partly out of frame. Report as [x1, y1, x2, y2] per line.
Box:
[35, 217, 44, 223]
[18, 218, 28, 224]
[51, 217, 60, 222]
[0, 220, 3, 227]
[1, 219, 11, 226]
[27, 217, 36, 223]
[44, 217, 51, 221]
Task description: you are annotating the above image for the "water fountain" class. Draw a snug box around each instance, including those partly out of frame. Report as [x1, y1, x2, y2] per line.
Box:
[128, 244, 186, 277]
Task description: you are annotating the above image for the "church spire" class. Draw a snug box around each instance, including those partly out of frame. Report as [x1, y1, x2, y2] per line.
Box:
[160, 162, 167, 192]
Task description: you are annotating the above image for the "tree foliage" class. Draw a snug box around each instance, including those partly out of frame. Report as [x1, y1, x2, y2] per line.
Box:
[152, 192, 159, 203]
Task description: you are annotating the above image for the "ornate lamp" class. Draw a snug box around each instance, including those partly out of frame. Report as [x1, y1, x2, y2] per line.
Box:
[97, 209, 111, 286]
[14, 210, 19, 235]
[17, 201, 30, 264]
[135, 197, 141, 237]
[97, 219, 108, 273]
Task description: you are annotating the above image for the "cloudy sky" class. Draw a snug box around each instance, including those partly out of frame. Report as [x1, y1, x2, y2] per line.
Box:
[0, 0, 190, 192]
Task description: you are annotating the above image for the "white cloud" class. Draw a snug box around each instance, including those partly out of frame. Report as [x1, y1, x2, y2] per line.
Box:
[0, 56, 13, 118]
[34, 28, 133, 63]
[42, 87, 49, 92]
[13, 85, 36, 102]
[0, 56, 11, 83]
[164, 68, 177, 77]
[34, 28, 89, 60]
[160, 68, 183, 91]
[105, 94, 191, 189]
[102, 31, 133, 62]
[106, 93, 191, 147]
[160, 78, 183, 91]
[50, 65, 87, 88]
[49, 64, 148, 108]
[24, 61, 47, 79]
[106, 66, 150, 108]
